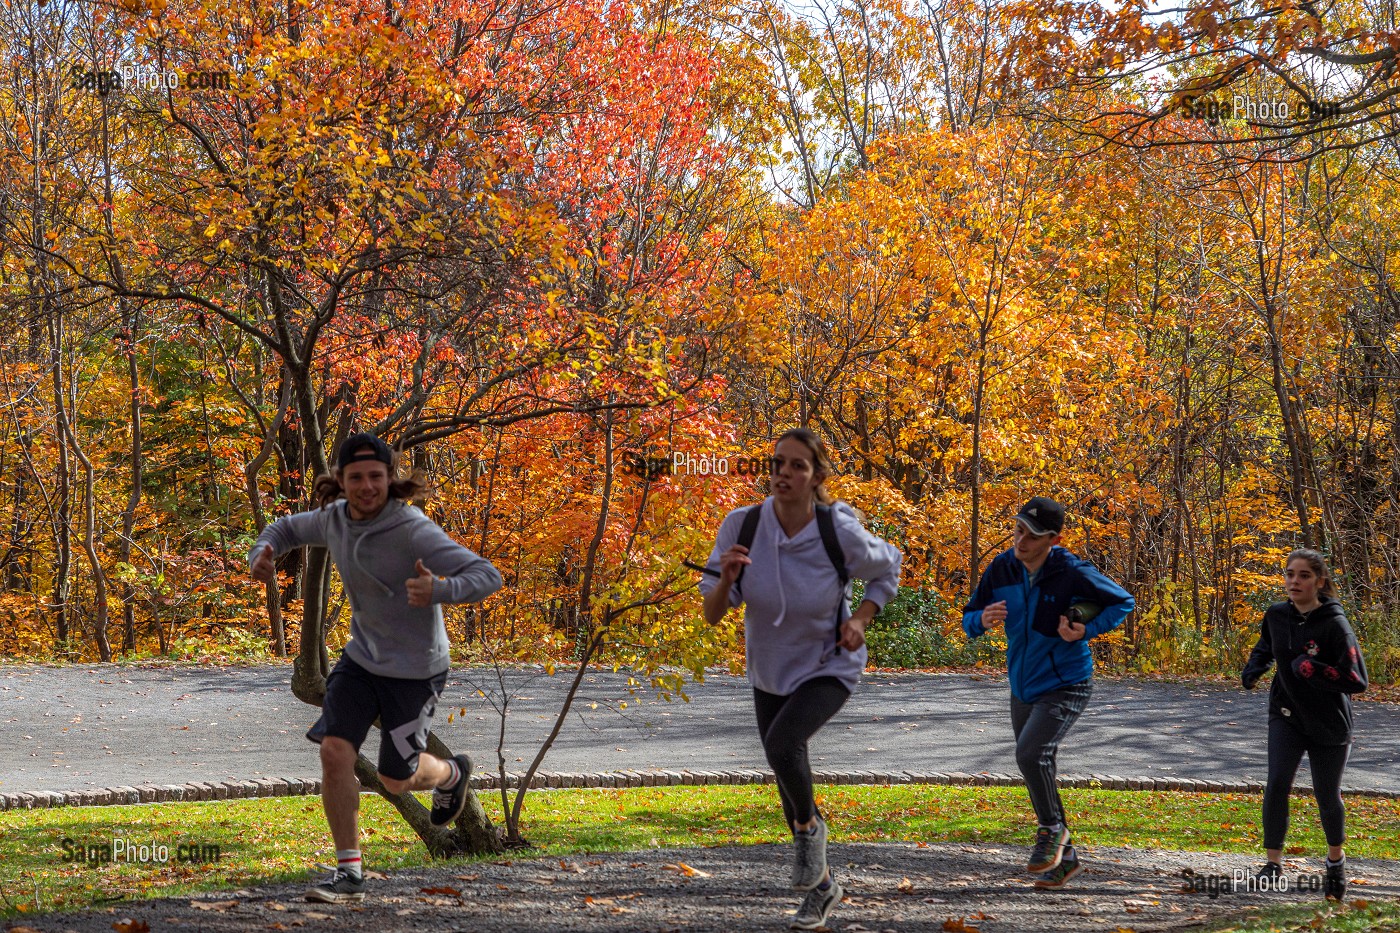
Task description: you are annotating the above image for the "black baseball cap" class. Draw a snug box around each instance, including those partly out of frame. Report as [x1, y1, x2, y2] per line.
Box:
[338, 433, 394, 470]
[1015, 496, 1064, 536]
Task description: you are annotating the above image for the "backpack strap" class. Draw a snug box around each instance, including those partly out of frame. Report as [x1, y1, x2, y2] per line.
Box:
[734, 503, 853, 655]
[733, 504, 764, 599]
[814, 504, 848, 586]
[815, 503, 851, 655]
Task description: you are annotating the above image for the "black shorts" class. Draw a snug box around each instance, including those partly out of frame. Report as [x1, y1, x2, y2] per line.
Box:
[306, 655, 449, 781]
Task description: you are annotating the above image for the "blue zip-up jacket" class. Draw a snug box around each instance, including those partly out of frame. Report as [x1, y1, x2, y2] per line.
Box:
[962, 546, 1134, 703]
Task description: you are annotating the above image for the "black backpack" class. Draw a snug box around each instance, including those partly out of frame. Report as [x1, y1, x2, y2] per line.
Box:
[733, 503, 851, 655]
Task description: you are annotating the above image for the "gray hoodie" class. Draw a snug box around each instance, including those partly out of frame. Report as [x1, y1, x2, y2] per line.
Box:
[700, 498, 902, 695]
[248, 498, 502, 678]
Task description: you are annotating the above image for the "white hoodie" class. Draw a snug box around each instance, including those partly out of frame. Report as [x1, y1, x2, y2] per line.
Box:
[700, 498, 902, 695]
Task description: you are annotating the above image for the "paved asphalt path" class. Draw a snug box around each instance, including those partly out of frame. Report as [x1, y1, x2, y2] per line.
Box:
[3, 665, 1398, 795]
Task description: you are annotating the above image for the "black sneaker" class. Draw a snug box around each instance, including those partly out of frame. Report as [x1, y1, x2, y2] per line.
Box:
[429, 753, 472, 827]
[1254, 861, 1283, 883]
[1027, 824, 1070, 873]
[1034, 845, 1083, 889]
[306, 868, 366, 903]
[791, 876, 844, 930]
[1324, 857, 1346, 902]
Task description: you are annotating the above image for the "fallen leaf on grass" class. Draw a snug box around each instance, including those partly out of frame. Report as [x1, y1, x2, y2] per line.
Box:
[192, 900, 239, 911]
[661, 862, 711, 878]
[1350, 900, 1370, 909]
[1286, 846, 1306, 855]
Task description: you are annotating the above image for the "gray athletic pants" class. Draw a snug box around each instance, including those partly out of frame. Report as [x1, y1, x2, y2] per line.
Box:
[1010, 681, 1093, 829]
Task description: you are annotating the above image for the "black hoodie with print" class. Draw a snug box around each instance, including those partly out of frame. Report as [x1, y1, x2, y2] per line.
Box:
[1241, 596, 1368, 745]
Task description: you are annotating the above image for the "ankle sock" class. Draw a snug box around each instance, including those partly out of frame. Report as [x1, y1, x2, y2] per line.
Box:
[438, 758, 461, 790]
[336, 849, 362, 879]
[1326, 856, 1345, 867]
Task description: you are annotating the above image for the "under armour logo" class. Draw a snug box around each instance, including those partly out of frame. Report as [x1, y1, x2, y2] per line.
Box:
[1028, 508, 1038, 516]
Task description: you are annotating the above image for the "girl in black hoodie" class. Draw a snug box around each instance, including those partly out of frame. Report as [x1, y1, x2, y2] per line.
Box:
[1241, 548, 1367, 901]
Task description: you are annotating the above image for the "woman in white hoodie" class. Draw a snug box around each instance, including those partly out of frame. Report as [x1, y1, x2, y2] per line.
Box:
[700, 428, 902, 931]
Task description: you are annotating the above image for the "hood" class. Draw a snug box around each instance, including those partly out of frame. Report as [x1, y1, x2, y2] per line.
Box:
[345, 498, 419, 596]
[1039, 546, 1075, 576]
[1289, 595, 1344, 624]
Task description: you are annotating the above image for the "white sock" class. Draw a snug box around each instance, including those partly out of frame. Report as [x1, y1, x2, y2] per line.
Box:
[437, 758, 461, 790]
[336, 849, 362, 878]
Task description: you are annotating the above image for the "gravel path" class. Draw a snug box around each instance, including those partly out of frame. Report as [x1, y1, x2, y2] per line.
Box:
[22, 842, 1400, 932]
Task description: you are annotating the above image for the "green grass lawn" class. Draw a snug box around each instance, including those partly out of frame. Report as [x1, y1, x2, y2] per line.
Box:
[1, 784, 1397, 917]
[1203, 899, 1400, 932]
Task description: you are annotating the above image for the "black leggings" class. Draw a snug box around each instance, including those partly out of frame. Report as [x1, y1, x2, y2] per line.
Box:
[1263, 716, 1350, 849]
[753, 677, 851, 829]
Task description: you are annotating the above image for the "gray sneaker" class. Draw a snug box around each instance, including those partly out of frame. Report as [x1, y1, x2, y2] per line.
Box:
[306, 868, 366, 903]
[791, 877, 844, 930]
[792, 815, 829, 891]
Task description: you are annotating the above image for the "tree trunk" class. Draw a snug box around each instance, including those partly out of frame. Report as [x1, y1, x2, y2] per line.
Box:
[968, 328, 988, 589]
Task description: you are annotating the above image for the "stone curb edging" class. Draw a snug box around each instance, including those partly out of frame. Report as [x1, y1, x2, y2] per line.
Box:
[2, 771, 1395, 811]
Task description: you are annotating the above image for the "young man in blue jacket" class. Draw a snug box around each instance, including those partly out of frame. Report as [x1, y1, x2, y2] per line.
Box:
[963, 497, 1134, 888]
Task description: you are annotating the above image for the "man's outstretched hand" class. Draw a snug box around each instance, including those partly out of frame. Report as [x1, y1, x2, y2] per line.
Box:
[406, 559, 436, 607]
[250, 547, 276, 583]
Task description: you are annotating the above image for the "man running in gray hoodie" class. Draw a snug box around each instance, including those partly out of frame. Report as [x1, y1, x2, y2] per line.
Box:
[249, 433, 502, 904]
